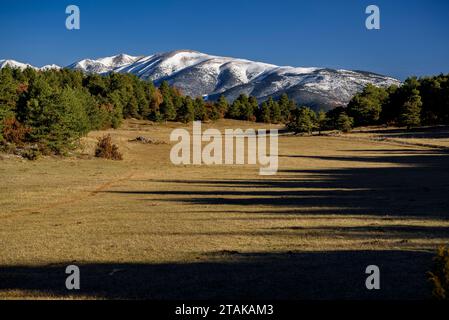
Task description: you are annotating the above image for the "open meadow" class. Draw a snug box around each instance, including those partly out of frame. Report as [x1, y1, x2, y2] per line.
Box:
[1, 120, 449, 299]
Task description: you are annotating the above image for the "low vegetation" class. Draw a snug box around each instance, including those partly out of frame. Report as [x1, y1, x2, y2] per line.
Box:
[94, 134, 122, 160]
[428, 246, 449, 300]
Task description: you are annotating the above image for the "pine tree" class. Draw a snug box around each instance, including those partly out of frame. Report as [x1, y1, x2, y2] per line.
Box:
[177, 96, 195, 123]
[336, 112, 354, 133]
[160, 98, 176, 121]
[278, 93, 293, 123]
[193, 97, 206, 121]
[227, 100, 242, 119]
[268, 97, 281, 123]
[258, 102, 271, 123]
[215, 95, 229, 118]
[347, 84, 388, 126]
[206, 102, 220, 121]
[399, 89, 422, 129]
[287, 106, 316, 134]
[316, 110, 328, 134]
[0, 67, 19, 141]
[246, 96, 258, 122]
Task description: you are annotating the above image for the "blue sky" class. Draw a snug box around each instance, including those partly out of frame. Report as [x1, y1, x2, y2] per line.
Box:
[0, 0, 448, 80]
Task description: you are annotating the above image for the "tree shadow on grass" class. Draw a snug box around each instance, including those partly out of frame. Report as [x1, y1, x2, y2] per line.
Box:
[105, 149, 449, 218]
[0, 250, 435, 300]
[357, 126, 449, 140]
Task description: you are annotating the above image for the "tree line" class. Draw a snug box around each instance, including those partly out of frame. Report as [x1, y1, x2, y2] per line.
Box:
[347, 74, 449, 128]
[286, 74, 449, 134]
[0, 66, 298, 155]
[1, 66, 448, 156]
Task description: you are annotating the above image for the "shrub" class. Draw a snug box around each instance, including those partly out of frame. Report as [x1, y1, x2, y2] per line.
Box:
[95, 134, 123, 160]
[428, 246, 449, 300]
[21, 148, 41, 161]
[1, 117, 30, 144]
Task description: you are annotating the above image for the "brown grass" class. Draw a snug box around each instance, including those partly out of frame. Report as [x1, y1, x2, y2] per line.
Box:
[1, 120, 448, 299]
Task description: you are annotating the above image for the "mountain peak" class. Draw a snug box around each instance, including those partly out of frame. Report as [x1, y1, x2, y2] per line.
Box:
[0, 59, 33, 70]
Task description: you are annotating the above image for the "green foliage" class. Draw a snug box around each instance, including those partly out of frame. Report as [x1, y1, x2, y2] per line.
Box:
[399, 88, 422, 129]
[0, 67, 160, 154]
[214, 95, 229, 118]
[428, 246, 449, 300]
[287, 106, 317, 134]
[0, 67, 19, 141]
[381, 75, 449, 126]
[3, 64, 445, 157]
[193, 97, 207, 121]
[227, 94, 255, 121]
[258, 102, 271, 123]
[316, 110, 328, 134]
[336, 112, 354, 133]
[267, 97, 281, 124]
[21, 147, 41, 161]
[278, 93, 293, 123]
[347, 84, 388, 126]
[177, 96, 195, 123]
[206, 102, 220, 121]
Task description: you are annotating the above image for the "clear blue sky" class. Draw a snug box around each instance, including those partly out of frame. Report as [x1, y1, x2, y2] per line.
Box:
[1, 0, 448, 80]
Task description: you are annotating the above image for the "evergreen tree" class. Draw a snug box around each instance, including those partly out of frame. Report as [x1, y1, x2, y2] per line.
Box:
[335, 112, 354, 133]
[258, 102, 271, 123]
[278, 93, 293, 123]
[193, 97, 207, 121]
[399, 89, 422, 129]
[227, 99, 242, 119]
[246, 96, 258, 122]
[347, 84, 388, 126]
[206, 102, 220, 121]
[287, 106, 317, 134]
[177, 96, 195, 123]
[123, 95, 139, 119]
[215, 95, 229, 118]
[159, 98, 176, 121]
[0, 67, 19, 140]
[316, 110, 328, 134]
[268, 97, 281, 123]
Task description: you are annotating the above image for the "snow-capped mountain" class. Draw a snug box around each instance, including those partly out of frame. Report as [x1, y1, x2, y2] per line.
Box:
[0, 59, 35, 70]
[0, 59, 60, 71]
[1, 50, 401, 110]
[67, 53, 141, 74]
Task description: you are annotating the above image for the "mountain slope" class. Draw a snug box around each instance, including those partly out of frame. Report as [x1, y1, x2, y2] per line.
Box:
[1, 50, 401, 110]
[0, 59, 60, 71]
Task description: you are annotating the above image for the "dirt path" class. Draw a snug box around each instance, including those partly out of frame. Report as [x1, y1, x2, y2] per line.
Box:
[3, 171, 137, 219]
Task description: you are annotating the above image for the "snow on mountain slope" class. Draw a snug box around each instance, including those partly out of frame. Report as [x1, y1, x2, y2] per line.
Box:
[1, 50, 401, 110]
[0, 59, 60, 71]
[67, 50, 400, 110]
[40, 64, 61, 71]
[0, 59, 35, 70]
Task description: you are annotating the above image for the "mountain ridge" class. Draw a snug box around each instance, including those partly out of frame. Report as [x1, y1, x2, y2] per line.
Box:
[0, 50, 401, 110]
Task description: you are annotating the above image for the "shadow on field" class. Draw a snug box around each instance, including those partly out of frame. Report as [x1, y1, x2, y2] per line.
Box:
[0, 250, 434, 299]
[106, 149, 449, 217]
[358, 126, 449, 139]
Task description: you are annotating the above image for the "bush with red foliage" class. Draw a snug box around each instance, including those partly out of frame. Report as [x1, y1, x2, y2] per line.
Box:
[94, 134, 123, 160]
[1, 117, 30, 145]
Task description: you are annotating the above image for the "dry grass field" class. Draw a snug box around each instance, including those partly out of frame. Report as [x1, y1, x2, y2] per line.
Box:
[1, 120, 449, 299]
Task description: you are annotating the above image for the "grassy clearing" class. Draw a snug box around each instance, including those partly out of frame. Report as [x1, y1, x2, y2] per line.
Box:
[1, 120, 449, 299]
